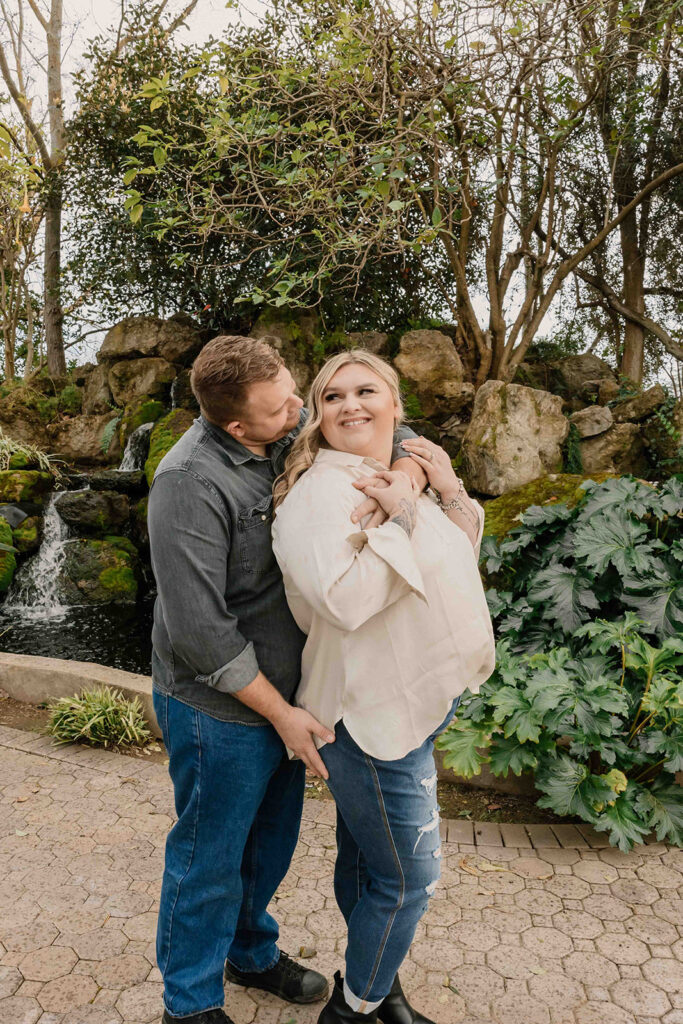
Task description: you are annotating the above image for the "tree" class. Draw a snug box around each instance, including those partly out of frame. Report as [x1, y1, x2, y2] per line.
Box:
[126, 0, 683, 383]
[0, 0, 66, 376]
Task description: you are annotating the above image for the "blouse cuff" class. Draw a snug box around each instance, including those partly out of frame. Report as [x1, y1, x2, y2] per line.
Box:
[347, 520, 427, 601]
[472, 500, 486, 559]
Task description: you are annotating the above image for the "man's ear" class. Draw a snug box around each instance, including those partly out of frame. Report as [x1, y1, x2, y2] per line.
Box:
[225, 420, 244, 440]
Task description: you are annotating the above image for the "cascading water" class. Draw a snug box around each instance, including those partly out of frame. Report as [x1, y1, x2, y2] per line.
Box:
[4, 492, 71, 619]
[118, 422, 154, 472]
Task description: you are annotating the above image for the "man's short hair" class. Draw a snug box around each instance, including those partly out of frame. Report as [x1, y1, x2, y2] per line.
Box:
[190, 335, 284, 424]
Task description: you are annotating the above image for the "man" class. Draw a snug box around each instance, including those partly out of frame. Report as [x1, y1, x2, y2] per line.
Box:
[148, 335, 425, 1024]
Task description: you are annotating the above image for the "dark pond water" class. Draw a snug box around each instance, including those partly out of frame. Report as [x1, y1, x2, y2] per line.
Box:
[0, 598, 154, 675]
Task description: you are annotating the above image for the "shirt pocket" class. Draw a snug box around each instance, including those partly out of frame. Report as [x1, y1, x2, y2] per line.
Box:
[237, 495, 277, 576]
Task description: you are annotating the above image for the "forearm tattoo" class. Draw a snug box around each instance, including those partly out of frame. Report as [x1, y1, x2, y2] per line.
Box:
[390, 498, 417, 537]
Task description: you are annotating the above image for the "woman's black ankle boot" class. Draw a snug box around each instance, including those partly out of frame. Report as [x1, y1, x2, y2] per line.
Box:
[317, 972, 379, 1024]
[377, 975, 435, 1024]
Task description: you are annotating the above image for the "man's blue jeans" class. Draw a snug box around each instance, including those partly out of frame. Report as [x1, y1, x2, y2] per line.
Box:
[153, 692, 305, 1018]
[320, 701, 458, 1012]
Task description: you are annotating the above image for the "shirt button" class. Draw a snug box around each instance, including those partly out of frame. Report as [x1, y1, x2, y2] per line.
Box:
[261, 514, 267, 521]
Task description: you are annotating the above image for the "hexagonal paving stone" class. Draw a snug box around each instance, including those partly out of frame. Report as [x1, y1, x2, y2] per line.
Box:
[545, 876, 592, 901]
[563, 951, 620, 986]
[653, 899, 683, 924]
[509, 858, 554, 880]
[94, 952, 151, 989]
[2, 920, 58, 953]
[68, 927, 128, 961]
[37, 973, 99, 1013]
[636, 864, 682, 889]
[115, 980, 164, 1022]
[599, 849, 643, 869]
[553, 910, 604, 940]
[0, 995, 42, 1024]
[485, 944, 541, 980]
[406, 983, 466, 1024]
[521, 927, 574, 959]
[594, 933, 650, 965]
[0, 966, 22, 998]
[445, 964, 505, 1010]
[122, 912, 158, 943]
[491, 991, 550, 1024]
[481, 907, 532, 934]
[516, 891, 564, 917]
[574, 1002, 636, 1024]
[573, 860, 619, 884]
[611, 978, 671, 1017]
[642, 957, 683, 993]
[582, 895, 633, 922]
[610, 879, 659, 905]
[528, 972, 585, 1008]
[448, 922, 499, 953]
[410, 939, 464, 972]
[625, 914, 678, 944]
[19, 944, 77, 981]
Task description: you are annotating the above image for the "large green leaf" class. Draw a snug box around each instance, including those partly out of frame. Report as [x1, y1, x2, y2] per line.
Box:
[622, 561, 683, 639]
[535, 753, 618, 819]
[576, 476, 658, 521]
[592, 784, 651, 852]
[634, 778, 683, 846]
[573, 509, 657, 576]
[435, 721, 490, 778]
[520, 504, 574, 529]
[489, 734, 539, 776]
[489, 687, 543, 743]
[642, 730, 683, 772]
[657, 478, 683, 518]
[526, 562, 600, 631]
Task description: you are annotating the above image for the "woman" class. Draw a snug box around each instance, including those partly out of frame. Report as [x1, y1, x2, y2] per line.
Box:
[271, 351, 495, 1024]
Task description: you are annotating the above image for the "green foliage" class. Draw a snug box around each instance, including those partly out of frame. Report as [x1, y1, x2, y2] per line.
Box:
[0, 430, 53, 472]
[58, 384, 83, 417]
[45, 687, 152, 749]
[561, 422, 583, 474]
[100, 416, 121, 454]
[0, 517, 17, 593]
[438, 476, 683, 850]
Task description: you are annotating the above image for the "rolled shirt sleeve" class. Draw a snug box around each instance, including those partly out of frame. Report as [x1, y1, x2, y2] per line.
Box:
[273, 474, 426, 634]
[148, 469, 260, 693]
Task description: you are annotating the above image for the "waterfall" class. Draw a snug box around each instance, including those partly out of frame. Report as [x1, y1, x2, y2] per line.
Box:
[118, 422, 154, 472]
[170, 377, 180, 410]
[4, 493, 71, 620]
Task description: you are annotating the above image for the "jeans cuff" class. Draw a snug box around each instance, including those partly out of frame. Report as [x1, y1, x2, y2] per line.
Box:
[164, 1002, 223, 1019]
[226, 948, 281, 974]
[343, 979, 383, 1014]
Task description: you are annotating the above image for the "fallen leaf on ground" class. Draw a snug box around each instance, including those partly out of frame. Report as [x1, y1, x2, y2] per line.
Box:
[458, 857, 480, 876]
[299, 946, 317, 958]
[477, 859, 511, 873]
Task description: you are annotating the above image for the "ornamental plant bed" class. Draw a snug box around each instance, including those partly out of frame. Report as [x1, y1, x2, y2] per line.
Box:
[438, 475, 683, 851]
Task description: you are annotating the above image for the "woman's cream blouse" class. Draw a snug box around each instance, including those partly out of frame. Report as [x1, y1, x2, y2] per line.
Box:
[271, 449, 496, 760]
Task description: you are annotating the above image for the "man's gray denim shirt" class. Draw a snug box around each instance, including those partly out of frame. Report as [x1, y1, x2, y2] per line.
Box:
[147, 410, 418, 725]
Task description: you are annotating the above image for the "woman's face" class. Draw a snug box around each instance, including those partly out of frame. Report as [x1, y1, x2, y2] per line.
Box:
[319, 363, 399, 461]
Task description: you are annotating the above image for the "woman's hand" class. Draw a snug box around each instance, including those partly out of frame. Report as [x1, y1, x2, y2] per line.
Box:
[399, 437, 461, 500]
[355, 470, 419, 536]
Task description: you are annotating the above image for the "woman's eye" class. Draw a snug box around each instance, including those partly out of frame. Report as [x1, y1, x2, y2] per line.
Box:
[360, 388, 375, 395]
[324, 393, 339, 401]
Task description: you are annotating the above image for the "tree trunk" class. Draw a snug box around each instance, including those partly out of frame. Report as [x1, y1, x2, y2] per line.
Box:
[44, 174, 65, 377]
[619, 211, 645, 385]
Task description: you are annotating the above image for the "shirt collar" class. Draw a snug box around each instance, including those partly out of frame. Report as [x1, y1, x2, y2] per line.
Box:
[315, 448, 388, 471]
[200, 409, 304, 467]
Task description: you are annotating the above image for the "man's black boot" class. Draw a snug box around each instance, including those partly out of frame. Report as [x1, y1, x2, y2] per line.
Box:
[224, 950, 329, 1004]
[377, 975, 434, 1024]
[162, 1009, 235, 1024]
[317, 972, 379, 1024]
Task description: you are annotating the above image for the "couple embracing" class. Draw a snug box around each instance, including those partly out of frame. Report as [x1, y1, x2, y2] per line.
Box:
[148, 335, 496, 1024]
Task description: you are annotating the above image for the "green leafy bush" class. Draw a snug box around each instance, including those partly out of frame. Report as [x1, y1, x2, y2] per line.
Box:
[437, 476, 683, 850]
[46, 687, 152, 749]
[0, 430, 54, 472]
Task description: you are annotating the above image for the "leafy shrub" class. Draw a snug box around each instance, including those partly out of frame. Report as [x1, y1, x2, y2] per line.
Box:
[437, 476, 683, 850]
[46, 687, 152, 749]
[0, 430, 54, 472]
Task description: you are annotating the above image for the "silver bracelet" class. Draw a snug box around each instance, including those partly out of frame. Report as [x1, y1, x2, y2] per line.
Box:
[437, 480, 466, 514]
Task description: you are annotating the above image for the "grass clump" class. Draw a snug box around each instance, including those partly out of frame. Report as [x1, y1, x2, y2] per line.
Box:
[0, 429, 54, 471]
[46, 687, 152, 749]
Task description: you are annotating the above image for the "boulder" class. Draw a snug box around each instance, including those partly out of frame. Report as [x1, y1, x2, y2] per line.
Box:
[0, 517, 16, 593]
[12, 515, 42, 555]
[89, 470, 147, 496]
[0, 470, 53, 504]
[46, 413, 122, 465]
[54, 490, 130, 536]
[145, 408, 195, 485]
[461, 381, 569, 497]
[569, 405, 614, 438]
[119, 396, 165, 447]
[0, 401, 48, 450]
[0, 504, 27, 527]
[60, 537, 138, 604]
[580, 422, 649, 476]
[643, 398, 683, 476]
[98, 315, 204, 366]
[132, 496, 149, 547]
[346, 331, 390, 356]
[550, 354, 616, 399]
[394, 330, 469, 421]
[611, 383, 667, 423]
[82, 364, 113, 415]
[482, 473, 616, 539]
[108, 358, 177, 407]
[170, 369, 200, 413]
[596, 378, 621, 405]
[251, 308, 322, 393]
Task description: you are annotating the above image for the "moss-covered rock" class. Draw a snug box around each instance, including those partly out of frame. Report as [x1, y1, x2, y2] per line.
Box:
[12, 515, 42, 555]
[60, 538, 138, 604]
[103, 534, 138, 559]
[0, 470, 53, 504]
[132, 496, 149, 547]
[0, 517, 17, 593]
[119, 396, 165, 447]
[58, 384, 84, 416]
[145, 409, 195, 485]
[54, 489, 129, 536]
[482, 472, 616, 539]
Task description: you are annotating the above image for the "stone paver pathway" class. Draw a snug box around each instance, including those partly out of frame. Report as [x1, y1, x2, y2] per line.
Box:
[1, 724, 681, 1024]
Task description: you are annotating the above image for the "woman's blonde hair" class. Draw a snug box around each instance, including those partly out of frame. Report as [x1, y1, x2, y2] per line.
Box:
[273, 349, 404, 509]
